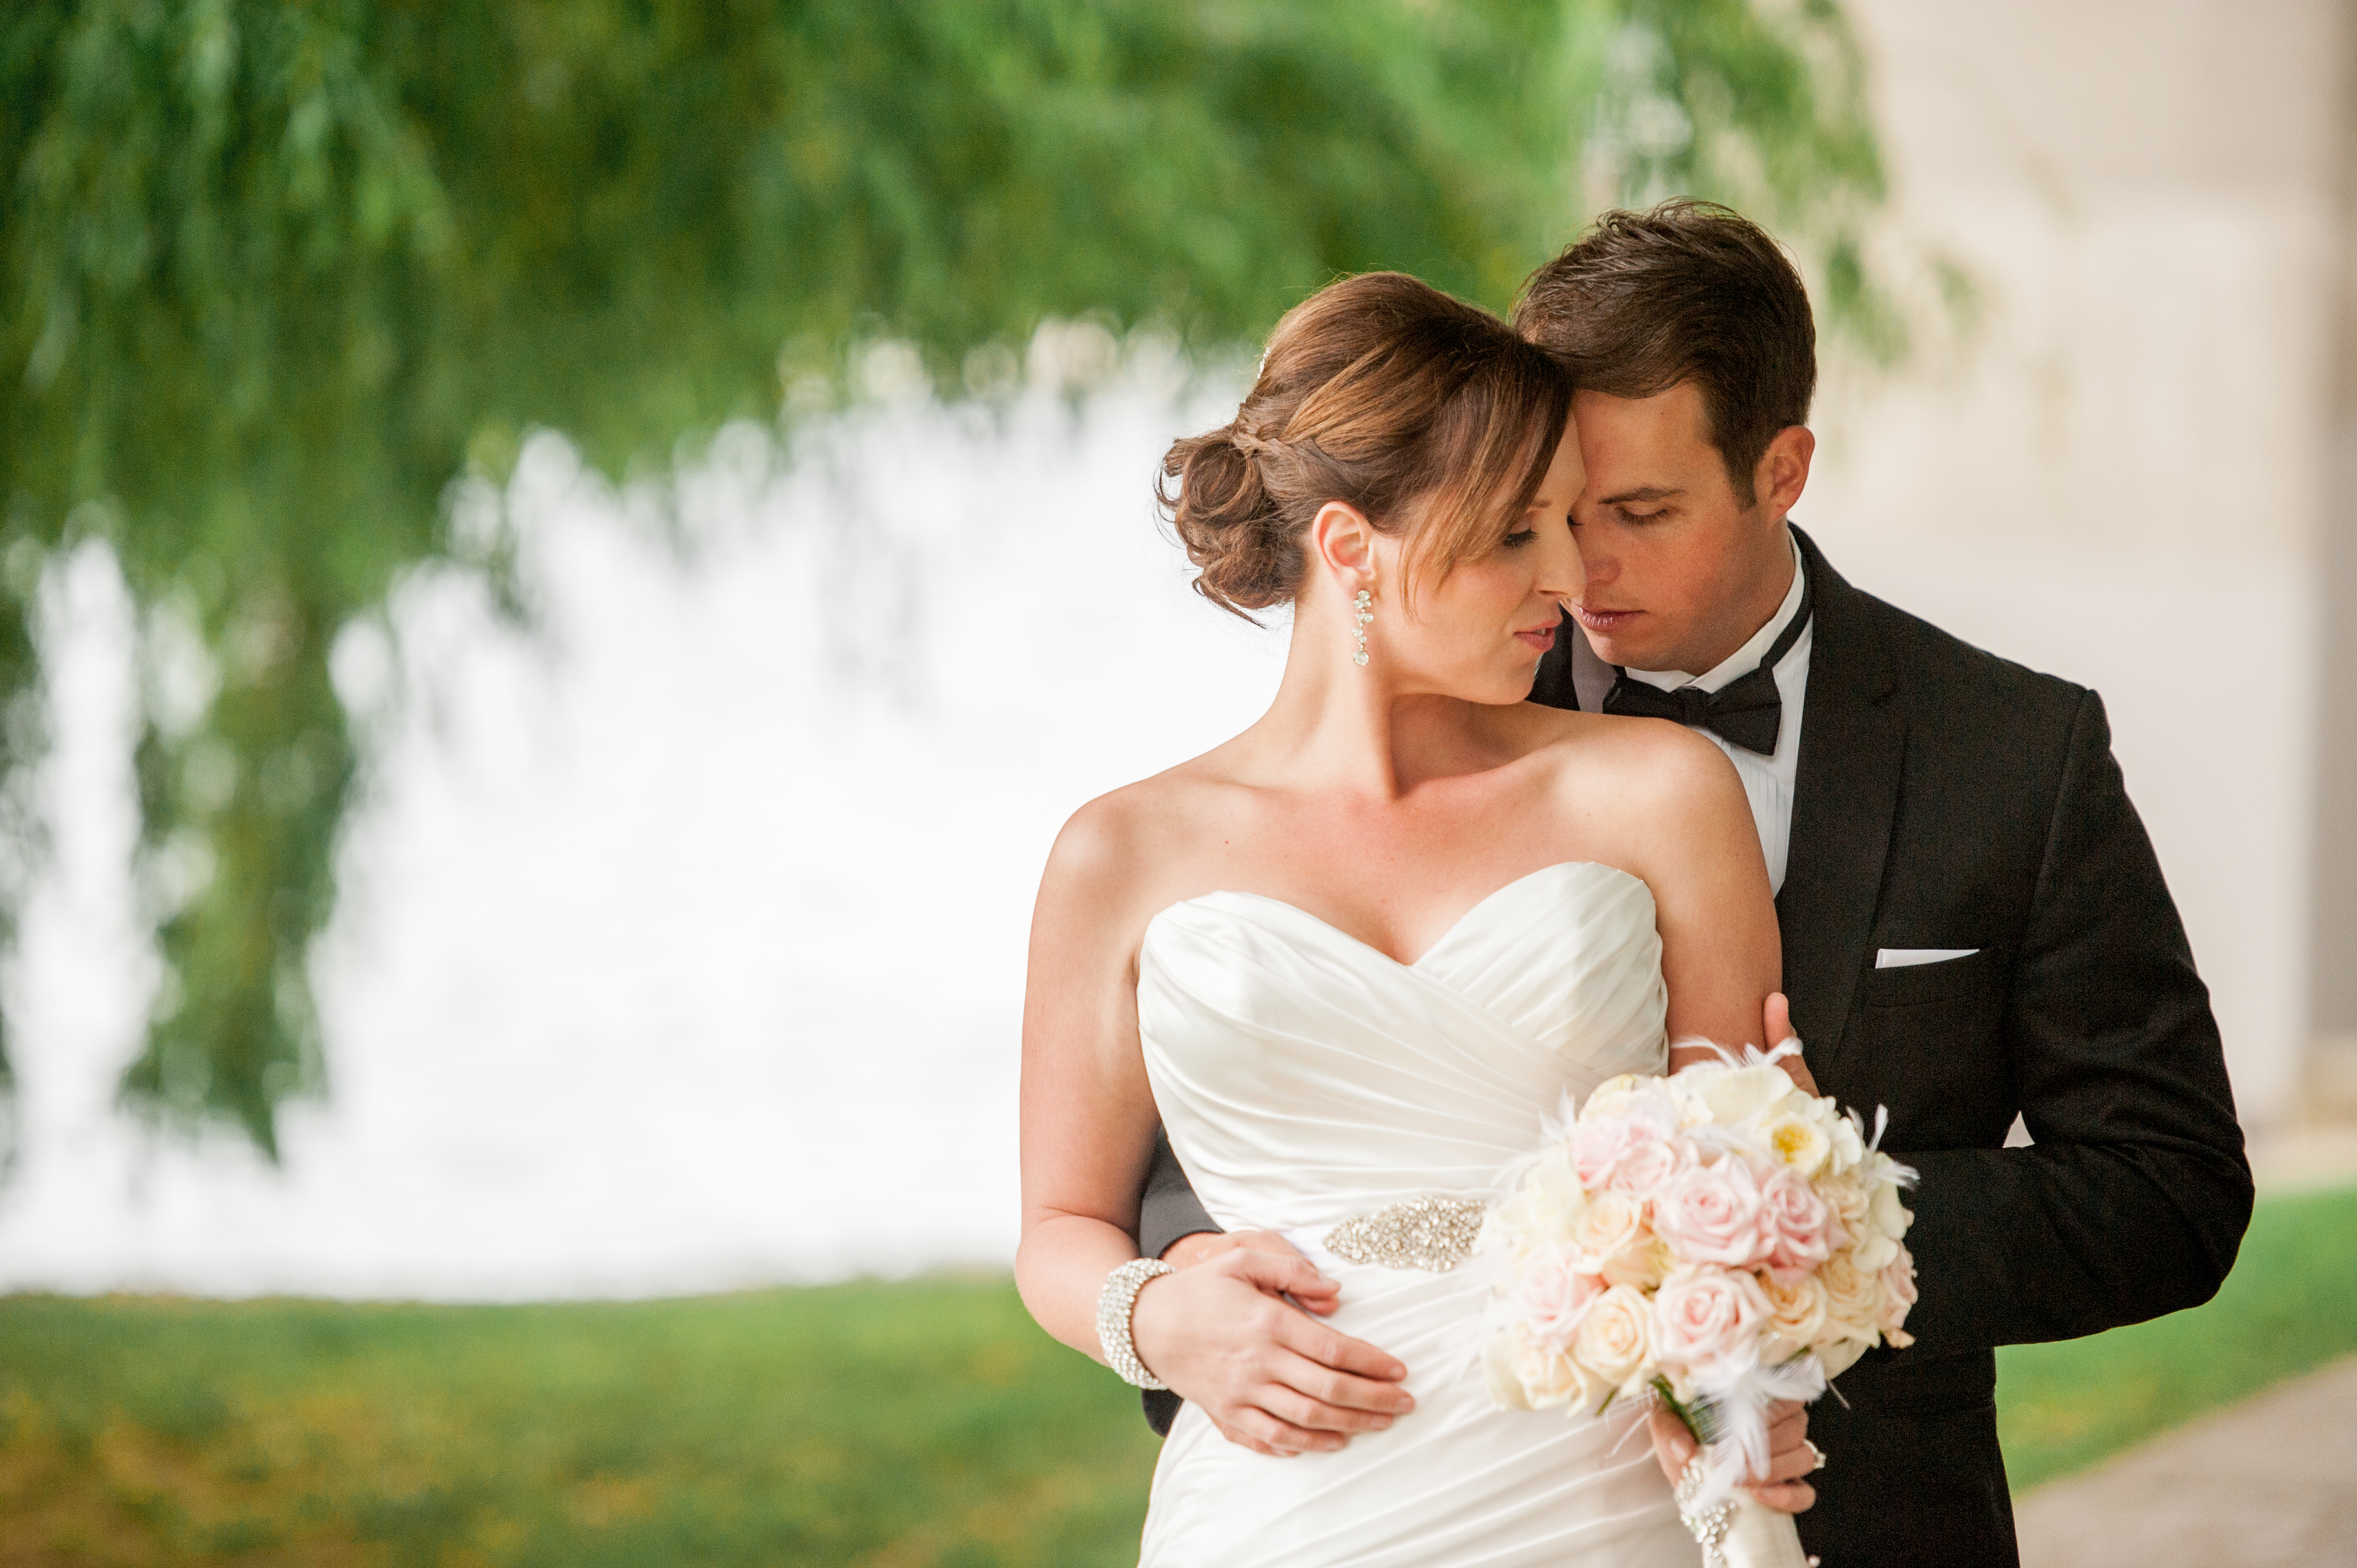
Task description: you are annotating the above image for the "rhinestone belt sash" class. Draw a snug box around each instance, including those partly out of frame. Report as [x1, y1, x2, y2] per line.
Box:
[1322, 1196, 1487, 1272]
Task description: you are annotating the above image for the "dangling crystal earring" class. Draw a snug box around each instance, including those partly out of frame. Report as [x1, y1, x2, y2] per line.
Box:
[1352, 588, 1373, 668]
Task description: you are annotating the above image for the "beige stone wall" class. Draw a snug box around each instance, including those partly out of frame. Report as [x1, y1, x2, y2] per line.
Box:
[1802, 0, 2353, 1123]
[2318, 6, 2357, 1110]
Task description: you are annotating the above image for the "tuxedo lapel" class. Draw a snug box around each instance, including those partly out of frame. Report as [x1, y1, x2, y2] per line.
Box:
[1779, 528, 1905, 1071]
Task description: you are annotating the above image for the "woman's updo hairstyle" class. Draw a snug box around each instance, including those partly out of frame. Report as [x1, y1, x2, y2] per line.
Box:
[1159, 271, 1572, 619]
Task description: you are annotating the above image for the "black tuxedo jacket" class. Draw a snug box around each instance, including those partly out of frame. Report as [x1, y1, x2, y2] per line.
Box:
[1134, 528, 2252, 1566]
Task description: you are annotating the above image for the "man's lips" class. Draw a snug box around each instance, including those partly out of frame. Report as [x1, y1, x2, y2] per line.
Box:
[1572, 604, 1641, 634]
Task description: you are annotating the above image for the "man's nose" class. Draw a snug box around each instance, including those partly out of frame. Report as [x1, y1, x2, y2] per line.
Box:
[1576, 540, 1618, 591]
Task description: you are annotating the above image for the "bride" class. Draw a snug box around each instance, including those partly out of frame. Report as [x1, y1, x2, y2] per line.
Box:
[1017, 271, 1814, 1565]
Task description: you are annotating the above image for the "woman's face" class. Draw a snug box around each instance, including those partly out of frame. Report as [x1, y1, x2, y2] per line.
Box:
[1373, 417, 1586, 705]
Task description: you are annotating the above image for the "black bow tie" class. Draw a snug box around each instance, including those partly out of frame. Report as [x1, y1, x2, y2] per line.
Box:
[1601, 564, 1813, 756]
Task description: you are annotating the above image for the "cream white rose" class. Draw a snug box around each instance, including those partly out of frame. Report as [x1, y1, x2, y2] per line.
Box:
[1572, 1190, 1664, 1288]
[1762, 1271, 1830, 1353]
[1818, 1252, 1882, 1344]
[1624, 1238, 1673, 1291]
[1572, 1283, 1655, 1395]
[1571, 1189, 1643, 1258]
[1515, 1335, 1604, 1410]
[1824, 1172, 1870, 1240]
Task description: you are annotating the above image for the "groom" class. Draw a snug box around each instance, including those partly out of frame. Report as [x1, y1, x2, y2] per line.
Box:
[1131, 203, 2253, 1565]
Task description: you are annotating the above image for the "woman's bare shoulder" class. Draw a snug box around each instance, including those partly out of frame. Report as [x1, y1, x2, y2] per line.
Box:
[1516, 704, 1740, 803]
[1037, 746, 1250, 925]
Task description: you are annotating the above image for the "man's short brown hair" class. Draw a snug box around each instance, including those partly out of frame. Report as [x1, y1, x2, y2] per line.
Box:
[1512, 200, 1815, 504]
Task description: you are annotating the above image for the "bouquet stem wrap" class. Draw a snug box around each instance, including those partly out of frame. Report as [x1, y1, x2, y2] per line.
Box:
[1662, 1379, 1820, 1568]
[1717, 1490, 1815, 1568]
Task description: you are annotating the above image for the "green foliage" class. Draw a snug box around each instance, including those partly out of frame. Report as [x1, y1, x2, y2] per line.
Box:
[1, 0, 1889, 1152]
[1567, 0, 1893, 348]
[0, 1186, 2350, 1562]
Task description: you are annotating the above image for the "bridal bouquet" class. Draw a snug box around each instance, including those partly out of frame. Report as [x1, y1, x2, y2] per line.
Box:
[1478, 1049, 1917, 1566]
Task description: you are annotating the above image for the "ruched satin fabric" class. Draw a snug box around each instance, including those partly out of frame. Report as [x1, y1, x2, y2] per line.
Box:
[1135, 861, 1694, 1567]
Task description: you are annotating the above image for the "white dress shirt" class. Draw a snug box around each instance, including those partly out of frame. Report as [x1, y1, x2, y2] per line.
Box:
[1566, 536, 1812, 893]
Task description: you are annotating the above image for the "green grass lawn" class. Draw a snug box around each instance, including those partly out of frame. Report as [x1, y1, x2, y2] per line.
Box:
[1995, 1182, 2357, 1490]
[0, 1276, 1164, 1567]
[2, 1185, 2350, 1567]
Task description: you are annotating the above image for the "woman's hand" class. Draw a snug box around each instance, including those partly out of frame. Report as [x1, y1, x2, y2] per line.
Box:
[1129, 1245, 1415, 1457]
[1647, 1397, 1820, 1514]
[1161, 1229, 1339, 1314]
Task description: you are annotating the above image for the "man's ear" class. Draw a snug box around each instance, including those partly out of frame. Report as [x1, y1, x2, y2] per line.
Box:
[1308, 500, 1377, 589]
[1753, 426, 1815, 522]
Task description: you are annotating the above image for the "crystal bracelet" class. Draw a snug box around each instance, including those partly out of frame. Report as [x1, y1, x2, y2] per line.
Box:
[1096, 1257, 1175, 1390]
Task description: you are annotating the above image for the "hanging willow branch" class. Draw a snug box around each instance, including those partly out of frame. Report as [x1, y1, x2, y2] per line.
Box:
[0, 0, 1890, 1157]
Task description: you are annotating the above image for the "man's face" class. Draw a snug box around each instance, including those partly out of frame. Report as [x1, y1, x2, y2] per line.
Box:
[1567, 381, 1804, 675]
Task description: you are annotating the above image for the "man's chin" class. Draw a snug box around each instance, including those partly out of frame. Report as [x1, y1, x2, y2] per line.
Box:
[1570, 612, 1657, 670]
[1579, 632, 1659, 670]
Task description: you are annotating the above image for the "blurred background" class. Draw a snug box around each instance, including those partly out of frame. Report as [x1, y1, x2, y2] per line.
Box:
[0, 2, 2352, 1565]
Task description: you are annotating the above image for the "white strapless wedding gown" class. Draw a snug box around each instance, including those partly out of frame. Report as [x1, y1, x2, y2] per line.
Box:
[1136, 860, 1694, 1567]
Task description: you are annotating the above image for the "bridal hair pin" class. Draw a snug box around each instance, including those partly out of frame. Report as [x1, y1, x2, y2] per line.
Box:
[1352, 587, 1374, 667]
[1097, 1258, 1175, 1390]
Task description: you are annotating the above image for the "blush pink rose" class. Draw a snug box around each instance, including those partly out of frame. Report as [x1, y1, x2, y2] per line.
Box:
[1651, 1157, 1774, 1269]
[1572, 1111, 1669, 1191]
[1607, 1131, 1691, 1201]
[1651, 1266, 1773, 1379]
[1759, 1165, 1842, 1282]
[1515, 1246, 1604, 1347]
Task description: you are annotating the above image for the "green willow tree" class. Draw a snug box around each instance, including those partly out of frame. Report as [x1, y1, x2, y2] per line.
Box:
[1, 0, 1887, 1156]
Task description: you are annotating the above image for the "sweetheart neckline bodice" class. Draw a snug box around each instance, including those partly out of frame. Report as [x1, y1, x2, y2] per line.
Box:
[1134, 854, 1688, 1565]
[1143, 858, 1646, 972]
[1136, 857, 1669, 1236]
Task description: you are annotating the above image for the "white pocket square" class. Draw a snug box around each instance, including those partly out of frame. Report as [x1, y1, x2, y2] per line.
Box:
[1876, 947, 1979, 969]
